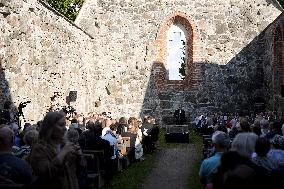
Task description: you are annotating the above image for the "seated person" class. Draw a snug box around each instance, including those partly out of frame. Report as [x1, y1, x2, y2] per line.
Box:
[121, 126, 137, 162]
[0, 126, 32, 185]
[199, 132, 230, 186]
[116, 117, 128, 135]
[252, 137, 277, 171]
[14, 130, 38, 159]
[79, 119, 111, 160]
[267, 135, 284, 168]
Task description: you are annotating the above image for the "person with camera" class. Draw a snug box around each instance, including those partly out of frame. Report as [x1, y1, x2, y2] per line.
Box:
[29, 112, 82, 189]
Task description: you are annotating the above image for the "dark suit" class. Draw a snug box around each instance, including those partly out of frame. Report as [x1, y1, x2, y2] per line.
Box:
[174, 109, 186, 125]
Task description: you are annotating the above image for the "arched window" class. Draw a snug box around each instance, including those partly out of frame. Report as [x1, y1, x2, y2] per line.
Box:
[154, 12, 198, 91]
[167, 24, 188, 80]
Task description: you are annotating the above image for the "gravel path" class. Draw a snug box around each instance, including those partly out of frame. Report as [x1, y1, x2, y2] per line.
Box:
[142, 144, 199, 189]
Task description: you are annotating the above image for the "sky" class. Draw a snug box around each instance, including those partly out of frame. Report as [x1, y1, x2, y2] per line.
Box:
[167, 24, 187, 80]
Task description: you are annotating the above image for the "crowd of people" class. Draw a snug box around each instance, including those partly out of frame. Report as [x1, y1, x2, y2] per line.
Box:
[198, 112, 284, 189]
[0, 109, 159, 188]
[1, 105, 284, 189]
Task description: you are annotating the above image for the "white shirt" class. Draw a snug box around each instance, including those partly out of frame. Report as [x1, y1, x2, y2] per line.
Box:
[102, 133, 118, 159]
[101, 127, 111, 137]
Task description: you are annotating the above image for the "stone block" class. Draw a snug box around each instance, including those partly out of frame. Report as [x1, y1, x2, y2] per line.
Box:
[159, 100, 173, 109]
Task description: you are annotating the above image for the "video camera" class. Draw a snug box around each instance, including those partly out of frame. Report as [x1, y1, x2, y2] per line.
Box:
[62, 105, 76, 115]
[19, 101, 31, 109]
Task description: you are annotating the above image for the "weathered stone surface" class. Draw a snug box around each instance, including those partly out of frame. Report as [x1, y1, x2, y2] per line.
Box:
[0, 0, 282, 125]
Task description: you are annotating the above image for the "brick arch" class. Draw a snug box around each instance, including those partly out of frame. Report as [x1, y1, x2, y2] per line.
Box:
[272, 24, 284, 95]
[154, 12, 198, 91]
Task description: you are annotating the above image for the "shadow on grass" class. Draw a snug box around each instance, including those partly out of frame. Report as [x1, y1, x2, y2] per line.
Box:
[107, 129, 203, 189]
[187, 130, 203, 189]
[107, 152, 157, 189]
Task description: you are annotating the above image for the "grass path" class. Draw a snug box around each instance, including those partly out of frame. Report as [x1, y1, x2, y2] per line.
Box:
[107, 130, 202, 189]
[141, 145, 199, 189]
[141, 130, 202, 189]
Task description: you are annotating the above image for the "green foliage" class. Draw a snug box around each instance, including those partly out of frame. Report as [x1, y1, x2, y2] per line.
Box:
[179, 46, 187, 80]
[46, 0, 84, 21]
[278, 0, 284, 7]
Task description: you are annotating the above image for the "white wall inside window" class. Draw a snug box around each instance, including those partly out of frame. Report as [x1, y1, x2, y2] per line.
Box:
[167, 24, 188, 80]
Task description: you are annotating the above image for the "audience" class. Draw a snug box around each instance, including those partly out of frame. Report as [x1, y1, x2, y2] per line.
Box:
[199, 131, 230, 187]
[199, 112, 284, 189]
[2, 106, 284, 189]
[252, 137, 277, 171]
[14, 129, 39, 159]
[0, 126, 33, 185]
[267, 134, 284, 168]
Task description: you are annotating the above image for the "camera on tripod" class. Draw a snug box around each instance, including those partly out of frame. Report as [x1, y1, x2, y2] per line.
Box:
[19, 101, 31, 109]
[62, 105, 76, 115]
[17, 101, 31, 128]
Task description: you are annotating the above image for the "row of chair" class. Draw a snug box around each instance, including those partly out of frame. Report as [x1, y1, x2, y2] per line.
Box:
[83, 137, 131, 189]
[202, 135, 214, 159]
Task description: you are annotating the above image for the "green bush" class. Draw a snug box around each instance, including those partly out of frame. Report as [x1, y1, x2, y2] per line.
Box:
[46, 0, 85, 21]
[278, 0, 284, 7]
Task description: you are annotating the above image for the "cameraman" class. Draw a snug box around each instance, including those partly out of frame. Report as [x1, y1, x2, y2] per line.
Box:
[0, 102, 11, 124]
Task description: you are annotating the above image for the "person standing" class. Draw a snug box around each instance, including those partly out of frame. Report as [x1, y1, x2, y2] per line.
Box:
[173, 107, 186, 125]
[29, 112, 82, 189]
[0, 126, 33, 185]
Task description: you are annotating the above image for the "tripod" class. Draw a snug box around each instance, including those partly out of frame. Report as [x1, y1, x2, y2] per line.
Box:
[17, 109, 26, 129]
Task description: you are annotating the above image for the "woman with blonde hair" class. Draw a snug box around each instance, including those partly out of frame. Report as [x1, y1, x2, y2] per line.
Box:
[128, 117, 143, 160]
[29, 112, 82, 189]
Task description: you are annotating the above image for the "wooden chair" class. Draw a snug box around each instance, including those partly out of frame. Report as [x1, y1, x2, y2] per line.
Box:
[119, 137, 131, 168]
[83, 150, 105, 189]
[202, 135, 213, 159]
[121, 137, 131, 148]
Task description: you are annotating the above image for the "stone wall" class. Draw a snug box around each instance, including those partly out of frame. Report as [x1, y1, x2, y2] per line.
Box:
[0, 0, 282, 124]
[0, 0, 97, 122]
[76, 0, 282, 123]
[263, 13, 284, 116]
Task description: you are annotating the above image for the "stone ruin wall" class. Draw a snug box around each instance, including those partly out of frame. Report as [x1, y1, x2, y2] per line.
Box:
[75, 0, 281, 123]
[263, 13, 284, 116]
[0, 0, 282, 124]
[0, 0, 97, 122]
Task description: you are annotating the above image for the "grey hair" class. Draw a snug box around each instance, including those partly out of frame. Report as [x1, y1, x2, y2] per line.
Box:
[66, 129, 79, 143]
[212, 131, 230, 149]
[260, 119, 269, 129]
[231, 133, 258, 158]
[23, 130, 39, 146]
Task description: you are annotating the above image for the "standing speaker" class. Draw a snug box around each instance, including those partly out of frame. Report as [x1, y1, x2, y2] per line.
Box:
[69, 91, 77, 102]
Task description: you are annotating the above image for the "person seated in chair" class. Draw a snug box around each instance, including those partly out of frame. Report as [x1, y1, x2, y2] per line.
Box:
[0, 126, 32, 185]
[199, 131, 230, 187]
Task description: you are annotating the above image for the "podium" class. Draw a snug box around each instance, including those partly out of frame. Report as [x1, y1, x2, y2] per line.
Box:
[165, 125, 189, 143]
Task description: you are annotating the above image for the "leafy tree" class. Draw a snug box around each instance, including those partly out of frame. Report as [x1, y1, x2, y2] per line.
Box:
[179, 45, 187, 80]
[46, 0, 84, 21]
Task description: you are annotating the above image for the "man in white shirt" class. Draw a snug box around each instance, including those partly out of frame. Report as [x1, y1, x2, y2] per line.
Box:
[102, 129, 118, 159]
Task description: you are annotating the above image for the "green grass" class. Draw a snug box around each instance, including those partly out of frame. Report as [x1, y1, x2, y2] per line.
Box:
[188, 159, 203, 189]
[188, 130, 203, 189]
[107, 129, 203, 189]
[107, 153, 157, 189]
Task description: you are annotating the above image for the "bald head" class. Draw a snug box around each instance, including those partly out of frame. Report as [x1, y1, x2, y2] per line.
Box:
[0, 127, 14, 151]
